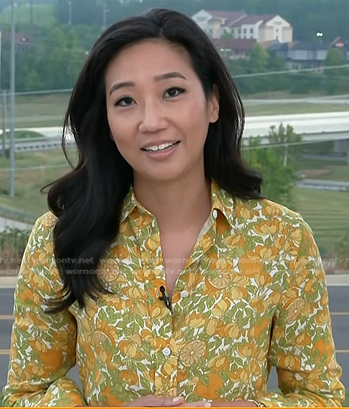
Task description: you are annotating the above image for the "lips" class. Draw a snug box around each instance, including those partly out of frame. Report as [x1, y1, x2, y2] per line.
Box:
[141, 141, 180, 152]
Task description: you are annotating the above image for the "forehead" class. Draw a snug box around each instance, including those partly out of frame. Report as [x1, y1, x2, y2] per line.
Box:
[105, 39, 194, 78]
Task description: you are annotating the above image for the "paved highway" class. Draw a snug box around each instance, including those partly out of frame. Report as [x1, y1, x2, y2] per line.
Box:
[244, 111, 349, 138]
[0, 285, 347, 396]
[297, 179, 349, 191]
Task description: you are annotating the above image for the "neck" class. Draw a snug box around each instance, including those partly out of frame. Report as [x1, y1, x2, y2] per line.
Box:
[133, 176, 212, 232]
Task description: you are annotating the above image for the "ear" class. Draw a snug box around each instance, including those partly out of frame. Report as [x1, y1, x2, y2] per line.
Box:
[209, 85, 220, 124]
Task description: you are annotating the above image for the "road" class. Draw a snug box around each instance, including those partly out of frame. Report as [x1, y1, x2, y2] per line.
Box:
[244, 111, 349, 138]
[297, 179, 349, 191]
[0, 286, 347, 396]
[244, 96, 349, 105]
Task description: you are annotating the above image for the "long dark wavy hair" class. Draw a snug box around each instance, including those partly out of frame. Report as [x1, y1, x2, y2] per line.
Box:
[46, 8, 263, 313]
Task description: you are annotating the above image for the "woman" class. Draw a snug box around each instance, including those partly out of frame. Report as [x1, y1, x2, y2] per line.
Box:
[3, 8, 345, 407]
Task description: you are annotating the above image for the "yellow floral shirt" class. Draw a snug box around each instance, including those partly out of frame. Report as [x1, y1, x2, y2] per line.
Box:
[3, 181, 345, 407]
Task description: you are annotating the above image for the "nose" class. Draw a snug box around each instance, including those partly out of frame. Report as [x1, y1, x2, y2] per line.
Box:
[138, 99, 167, 133]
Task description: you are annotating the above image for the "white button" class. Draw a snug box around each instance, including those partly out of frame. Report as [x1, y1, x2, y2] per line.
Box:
[212, 210, 218, 219]
[162, 347, 171, 357]
[181, 290, 189, 298]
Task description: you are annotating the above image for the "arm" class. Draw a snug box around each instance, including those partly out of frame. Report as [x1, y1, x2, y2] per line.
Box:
[2, 215, 86, 407]
[258, 219, 345, 407]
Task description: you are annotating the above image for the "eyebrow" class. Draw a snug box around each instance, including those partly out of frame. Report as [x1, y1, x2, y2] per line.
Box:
[109, 71, 187, 95]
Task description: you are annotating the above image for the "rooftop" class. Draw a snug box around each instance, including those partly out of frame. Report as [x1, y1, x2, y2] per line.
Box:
[205, 10, 246, 25]
[231, 14, 274, 27]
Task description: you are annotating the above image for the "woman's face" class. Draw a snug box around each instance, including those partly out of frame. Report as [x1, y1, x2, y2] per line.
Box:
[105, 39, 219, 186]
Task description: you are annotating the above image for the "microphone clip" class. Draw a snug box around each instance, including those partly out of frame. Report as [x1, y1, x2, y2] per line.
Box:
[158, 285, 172, 312]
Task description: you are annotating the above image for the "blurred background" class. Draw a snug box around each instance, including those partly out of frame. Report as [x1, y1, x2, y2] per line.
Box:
[0, 0, 348, 405]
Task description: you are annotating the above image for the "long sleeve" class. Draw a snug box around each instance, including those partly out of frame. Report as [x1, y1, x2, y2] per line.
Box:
[259, 219, 345, 407]
[2, 214, 86, 407]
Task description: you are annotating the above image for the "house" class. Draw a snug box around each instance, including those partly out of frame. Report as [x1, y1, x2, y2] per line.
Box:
[286, 42, 329, 69]
[212, 38, 256, 59]
[192, 10, 293, 60]
[2, 32, 31, 53]
[192, 10, 246, 39]
[192, 10, 293, 44]
[268, 37, 349, 69]
[231, 14, 293, 43]
[331, 37, 349, 62]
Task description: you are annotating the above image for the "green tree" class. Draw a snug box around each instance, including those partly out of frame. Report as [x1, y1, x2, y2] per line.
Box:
[242, 44, 270, 94]
[268, 123, 302, 167]
[54, 0, 101, 26]
[243, 124, 301, 208]
[42, 27, 68, 89]
[266, 53, 288, 92]
[38, 26, 86, 90]
[65, 28, 88, 86]
[24, 69, 42, 91]
[324, 47, 347, 95]
[250, 43, 269, 72]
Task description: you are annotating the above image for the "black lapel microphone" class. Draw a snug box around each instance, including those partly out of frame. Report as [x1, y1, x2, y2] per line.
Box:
[159, 285, 172, 312]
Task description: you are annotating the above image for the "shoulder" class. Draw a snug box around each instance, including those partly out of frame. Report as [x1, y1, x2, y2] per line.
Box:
[31, 211, 58, 233]
[223, 193, 313, 247]
[214, 184, 301, 224]
[26, 211, 58, 252]
[243, 197, 316, 251]
[36, 211, 58, 228]
[233, 195, 303, 224]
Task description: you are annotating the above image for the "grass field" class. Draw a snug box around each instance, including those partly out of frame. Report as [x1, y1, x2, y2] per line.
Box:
[298, 157, 349, 182]
[293, 186, 349, 255]
[245, 102, 349, 116]
[7, 93, 71, 128]
[0, 149, 72, 222]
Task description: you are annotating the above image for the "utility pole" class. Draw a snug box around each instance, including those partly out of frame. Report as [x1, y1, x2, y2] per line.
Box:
[102, 2, 108, 31]
[2, 91, 6, 157]
[0, 30, 4, 157]
[9, 0, 16, 197]
[68, 0, 72, 25]
[29, 0, 34, 42]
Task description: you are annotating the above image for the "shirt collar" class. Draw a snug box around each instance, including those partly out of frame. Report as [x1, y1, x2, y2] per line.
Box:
[120, 180, 235, 227]
[210, 179, 236, 227]
[120, 185, 143, 224]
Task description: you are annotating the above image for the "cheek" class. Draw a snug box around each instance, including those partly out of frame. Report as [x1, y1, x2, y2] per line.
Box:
[182, 101, 211, 139]
[107, 113, 129, 145]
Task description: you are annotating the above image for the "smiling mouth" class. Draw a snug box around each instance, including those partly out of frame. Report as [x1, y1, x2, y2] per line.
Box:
[142, 141, 180, 152]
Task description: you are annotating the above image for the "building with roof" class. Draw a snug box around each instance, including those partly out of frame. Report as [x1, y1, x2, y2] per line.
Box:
[192, 10, 293, 61]
[192, 10, 293, 44]
[231, 14, 293, 43]
[268, 37, 349, 69]
[192, 9, 246, 39]
[212, 38, 256, 59]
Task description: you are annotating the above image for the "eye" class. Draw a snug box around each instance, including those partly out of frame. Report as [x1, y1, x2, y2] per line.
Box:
[115, 96, 135, 107]
[164, 87, 185, 98]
